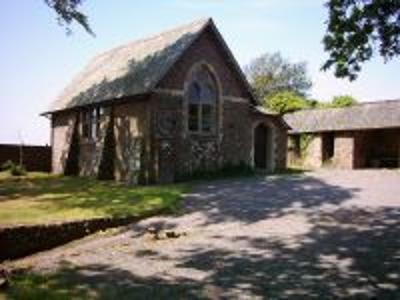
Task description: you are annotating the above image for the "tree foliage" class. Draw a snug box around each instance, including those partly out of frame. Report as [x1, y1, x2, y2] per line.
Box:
[264, 91, 313, 114]
[245, 52, 312, 99]
[331, 95, 357, 107]
[323, 0, 400, 80]
[44, 0, 94, 35]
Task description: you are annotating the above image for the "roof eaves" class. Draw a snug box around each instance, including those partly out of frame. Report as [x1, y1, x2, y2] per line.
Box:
[41, 92, 151, 116]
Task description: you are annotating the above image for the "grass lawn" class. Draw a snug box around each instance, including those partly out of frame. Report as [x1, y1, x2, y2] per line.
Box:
[0, 172, 189, 226]
[2, 264, 201, 300]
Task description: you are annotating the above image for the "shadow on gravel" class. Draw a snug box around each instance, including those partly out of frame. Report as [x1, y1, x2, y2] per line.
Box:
[175, 174, 359, 224]
[4, 174, 400, 299]
[175, 207, 400, 299]
[6, 207, 399, 299]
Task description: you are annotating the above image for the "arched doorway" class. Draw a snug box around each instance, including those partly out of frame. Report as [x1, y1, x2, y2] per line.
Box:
[253, 123, 273, 170]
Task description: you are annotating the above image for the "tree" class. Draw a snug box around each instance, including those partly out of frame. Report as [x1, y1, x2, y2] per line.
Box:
[264, 91, 312, 114]
[245, 52, 312, 100]
[330, 95, 357, 107]
[323, 0, 400, 80]
[44, 0, 94, 35]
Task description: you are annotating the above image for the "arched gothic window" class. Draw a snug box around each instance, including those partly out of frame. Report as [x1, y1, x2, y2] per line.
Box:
[186, 65, 218, 133]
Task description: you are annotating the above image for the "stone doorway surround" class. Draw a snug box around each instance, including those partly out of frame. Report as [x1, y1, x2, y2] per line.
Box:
[251, 120, 276, 171]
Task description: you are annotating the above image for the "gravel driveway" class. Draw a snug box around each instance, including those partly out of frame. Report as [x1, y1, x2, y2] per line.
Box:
[9, 170, 400, 299]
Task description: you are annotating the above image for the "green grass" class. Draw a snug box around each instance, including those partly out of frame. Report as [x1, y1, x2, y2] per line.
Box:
[0, 172, 189, 226]
[2, 265, 201, 300]
[3, 271, 84, 300]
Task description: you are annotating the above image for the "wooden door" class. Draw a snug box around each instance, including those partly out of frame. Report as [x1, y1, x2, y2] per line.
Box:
[254, 124, 267, 169]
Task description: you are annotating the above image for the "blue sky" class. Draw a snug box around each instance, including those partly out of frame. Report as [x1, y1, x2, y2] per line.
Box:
[1, 0, 399, 144]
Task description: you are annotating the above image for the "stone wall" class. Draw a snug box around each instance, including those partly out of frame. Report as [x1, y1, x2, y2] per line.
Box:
[51, 97, 152, 182]
[78, 108, 110, 177]
[251, 115, 288, 171]
[303, 134, 323, 169]
[149, 92, 222, 182]
[290, 128, 400, 170]
[150, 91, 287, 182]
[293, 132, 355, 170]
[113, 99, 151, 184]
[51, 111, 77, 174]
[332, 132, 355, 169]
[0, 209, 168, 262]
[220, 100, 253, 167]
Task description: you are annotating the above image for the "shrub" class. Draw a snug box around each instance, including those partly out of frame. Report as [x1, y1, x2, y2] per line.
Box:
[179, 162, 255, 181]
[264, 91, 311, 114]
[1, 160, 14, 171]
[10, 164, 27, 176]
[331, 95, 357, 108]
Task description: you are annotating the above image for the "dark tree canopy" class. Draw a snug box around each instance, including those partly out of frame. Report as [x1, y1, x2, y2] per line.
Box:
[323, 0, 400, 80]
[44, 0, 94, 35]
[245, 52, 312, 100]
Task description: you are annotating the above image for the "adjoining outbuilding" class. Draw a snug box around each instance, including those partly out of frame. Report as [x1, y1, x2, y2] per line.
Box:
[43, 18, 289, 184]
[284, 100, 400, 169]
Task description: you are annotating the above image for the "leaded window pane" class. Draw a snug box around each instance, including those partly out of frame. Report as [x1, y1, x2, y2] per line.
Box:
[188, 104, 199, 132]
[186, 65, 218, 133]
[201, 104, 213, 132]
[189, 82, 201, 103]
[201, 83, 217, 104]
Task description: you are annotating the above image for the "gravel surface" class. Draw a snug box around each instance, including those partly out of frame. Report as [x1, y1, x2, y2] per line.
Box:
[8, 170, 400, 299]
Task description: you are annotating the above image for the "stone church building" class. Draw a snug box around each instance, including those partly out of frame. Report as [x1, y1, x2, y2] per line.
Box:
[43, 18, 288, 184]
[284, 100, 400, 169]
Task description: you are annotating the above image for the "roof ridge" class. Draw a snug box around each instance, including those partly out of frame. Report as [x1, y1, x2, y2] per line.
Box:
[355, 99, 400, 106]
[285, 98, 400, 116]
[285, 105, 352, 115]
[92, 18, 211, 62]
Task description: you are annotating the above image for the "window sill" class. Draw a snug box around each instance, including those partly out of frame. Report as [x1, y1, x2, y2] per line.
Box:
[188, 131, 218, 138]
[80, 139, 97, 145]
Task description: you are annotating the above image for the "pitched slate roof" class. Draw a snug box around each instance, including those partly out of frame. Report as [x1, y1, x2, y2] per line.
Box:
[45, 18, 256, 114]
[284, 100, 400, 133]
[46, 19, 211, 113]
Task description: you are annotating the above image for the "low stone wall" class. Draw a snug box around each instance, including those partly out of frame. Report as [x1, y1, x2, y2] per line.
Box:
[0, 209, 166, 262]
